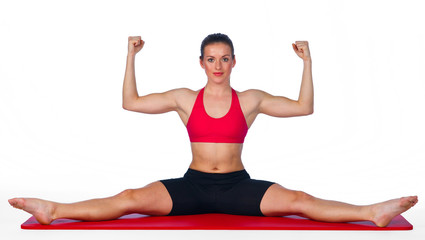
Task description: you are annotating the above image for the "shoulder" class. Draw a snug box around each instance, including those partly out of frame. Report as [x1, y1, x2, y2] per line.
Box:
[233, 89, 273, 125]
[236, 89, 270, 102]
[168, 88, 200, 110]
[235, 89, 271, 112]
[167, 88, 199, 99]
[168, 87, 197, 95]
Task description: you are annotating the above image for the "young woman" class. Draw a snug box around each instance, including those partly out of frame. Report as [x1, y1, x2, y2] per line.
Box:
[9, 33, 417, 227]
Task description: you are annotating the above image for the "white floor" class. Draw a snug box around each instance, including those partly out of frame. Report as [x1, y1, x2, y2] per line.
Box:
[2, 202, 423, 240]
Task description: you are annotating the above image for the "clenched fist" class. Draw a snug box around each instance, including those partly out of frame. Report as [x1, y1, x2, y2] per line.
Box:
[128, 36, 145, 56]
[292, 41, 311, 61]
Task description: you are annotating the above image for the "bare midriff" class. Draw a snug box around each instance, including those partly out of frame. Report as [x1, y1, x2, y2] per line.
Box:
[189, 142, 245, 173]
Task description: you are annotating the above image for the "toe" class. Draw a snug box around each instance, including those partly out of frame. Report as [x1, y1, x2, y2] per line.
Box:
[8, 198, 18, 207]
[8, 198, 24, 209]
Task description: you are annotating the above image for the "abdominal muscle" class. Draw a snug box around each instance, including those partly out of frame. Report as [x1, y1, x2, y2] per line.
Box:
[189, 142, 245, 173]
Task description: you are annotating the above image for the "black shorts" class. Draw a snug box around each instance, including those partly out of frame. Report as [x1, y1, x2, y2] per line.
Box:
[160, 169, 274, 216]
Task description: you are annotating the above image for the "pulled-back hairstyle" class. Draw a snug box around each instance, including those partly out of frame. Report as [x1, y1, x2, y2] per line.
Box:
[200, 33, 235, 60]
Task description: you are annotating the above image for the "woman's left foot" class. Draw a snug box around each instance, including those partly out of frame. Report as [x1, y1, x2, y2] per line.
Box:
[371, 196, 418, 227]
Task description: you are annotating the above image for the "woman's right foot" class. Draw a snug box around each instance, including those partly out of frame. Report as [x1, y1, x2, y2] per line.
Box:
[8, 198, 55, 225]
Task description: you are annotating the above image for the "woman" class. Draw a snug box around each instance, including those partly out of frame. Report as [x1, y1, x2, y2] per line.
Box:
[9, 33, 417, 227]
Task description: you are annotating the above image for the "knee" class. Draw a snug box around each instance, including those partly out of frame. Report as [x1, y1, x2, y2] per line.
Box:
[116, 187, 156, 209]
[291, 190, 315, 212]
[293, 191, 313, 203]
[116, 189, 135, 202]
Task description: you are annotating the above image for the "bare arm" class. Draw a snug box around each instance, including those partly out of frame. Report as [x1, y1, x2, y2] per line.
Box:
[259, 41, 314, 117]
[122, 36, 177, 114]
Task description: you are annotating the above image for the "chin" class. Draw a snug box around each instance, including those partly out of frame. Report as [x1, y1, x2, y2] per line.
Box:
[210, 78, 229, 85]
[209, 75, 230, 84]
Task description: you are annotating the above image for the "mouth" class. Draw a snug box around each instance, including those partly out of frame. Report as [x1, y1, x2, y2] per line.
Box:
[213, 72, 224, 76]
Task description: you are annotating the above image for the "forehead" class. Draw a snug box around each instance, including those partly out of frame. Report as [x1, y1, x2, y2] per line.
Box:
[204, 42, 232, 56]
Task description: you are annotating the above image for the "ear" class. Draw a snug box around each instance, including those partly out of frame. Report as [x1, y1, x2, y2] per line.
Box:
[232, 55, 236, 68]
[199, 57, 205, 69]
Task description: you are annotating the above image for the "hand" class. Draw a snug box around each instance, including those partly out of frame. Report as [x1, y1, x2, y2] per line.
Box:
[292, 41, 311, 61]
[128, 36, 145, 56]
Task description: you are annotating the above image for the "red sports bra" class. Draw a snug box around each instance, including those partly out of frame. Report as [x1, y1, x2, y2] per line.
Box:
[186, 88, 248, 143]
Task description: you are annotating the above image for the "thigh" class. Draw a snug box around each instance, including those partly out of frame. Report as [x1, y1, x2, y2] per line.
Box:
[218, 179, 274, 216]
[160, 177, 212, 215]
[127, 181, 173, 216]
[259, 183, 302, 216]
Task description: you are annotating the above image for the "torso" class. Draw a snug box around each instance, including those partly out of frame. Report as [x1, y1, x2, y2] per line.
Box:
[189, 142, 244, 173]
[174, 87, 261, 173]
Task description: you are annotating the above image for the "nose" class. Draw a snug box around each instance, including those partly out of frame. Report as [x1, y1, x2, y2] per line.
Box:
[215, 60, 222, 70]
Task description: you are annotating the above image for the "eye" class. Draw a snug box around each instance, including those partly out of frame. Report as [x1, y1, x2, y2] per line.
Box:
[222, 58, 229, 62]
[207, 58, 214, 63]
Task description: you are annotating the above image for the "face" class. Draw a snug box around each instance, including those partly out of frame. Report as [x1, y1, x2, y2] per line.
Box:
[200, 42, 236, 84]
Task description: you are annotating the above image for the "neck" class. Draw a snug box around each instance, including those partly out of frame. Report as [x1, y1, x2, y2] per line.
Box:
[204, 82, 232, 96]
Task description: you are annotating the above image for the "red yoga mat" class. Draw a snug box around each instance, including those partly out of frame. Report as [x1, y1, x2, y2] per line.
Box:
[21, 213, 412, 230]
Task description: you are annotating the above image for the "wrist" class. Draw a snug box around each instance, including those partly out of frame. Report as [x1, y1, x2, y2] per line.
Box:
[127, 53, 136, 59]
[303, 58, 312, 65]
[303, 57, 311, 63]
[127, 52, 137, 58]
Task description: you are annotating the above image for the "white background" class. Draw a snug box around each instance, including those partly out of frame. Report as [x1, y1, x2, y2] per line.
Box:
[1, 0, 424, 239]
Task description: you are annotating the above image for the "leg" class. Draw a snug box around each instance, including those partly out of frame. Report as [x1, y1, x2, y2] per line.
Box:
[260, 184, 418, 227]
[8, 181, 172, 225]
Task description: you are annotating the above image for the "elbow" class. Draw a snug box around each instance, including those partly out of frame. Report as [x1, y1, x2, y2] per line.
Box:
[305, 106, 314, 115]
[122, 96, 140, 111]
[122, 101, 134, 111]
[298, 101, 314, 116]
[300, 104, 314, 116]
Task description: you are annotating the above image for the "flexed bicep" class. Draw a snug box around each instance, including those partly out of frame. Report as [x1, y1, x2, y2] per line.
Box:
[258, 41, 313, 118]
[259, 92, 311, 118]
[123, 90, 179, 114]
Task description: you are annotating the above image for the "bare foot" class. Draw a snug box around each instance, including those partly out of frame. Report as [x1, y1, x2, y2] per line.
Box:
[371, 196, 418, 227]
[9, 198, 55, 225]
